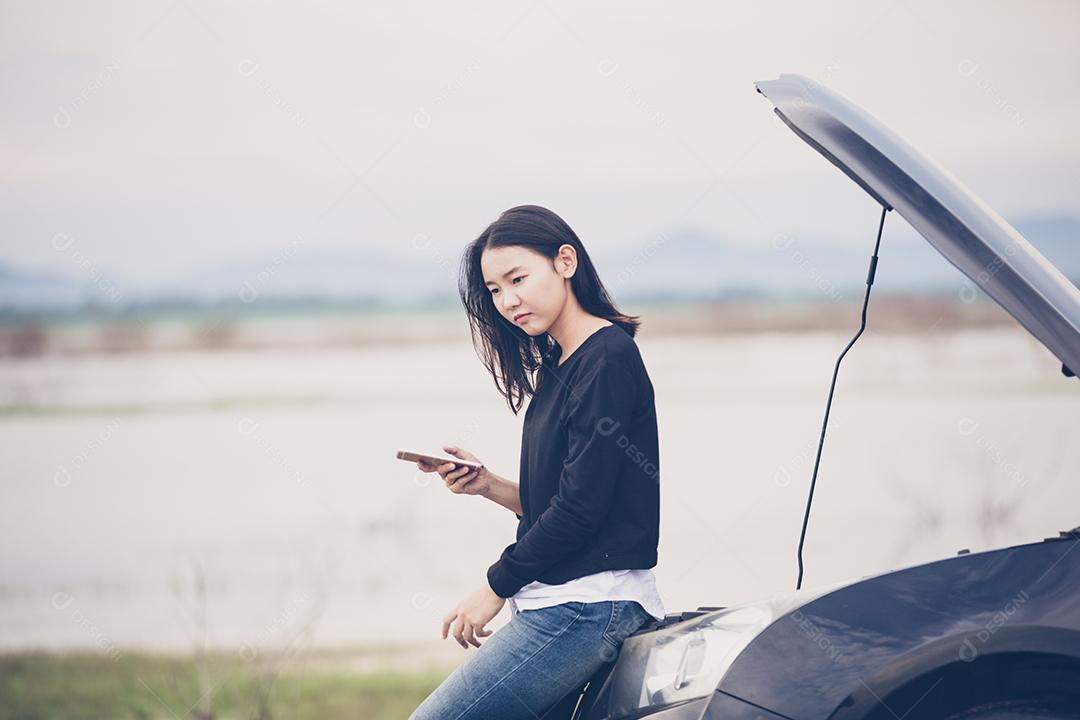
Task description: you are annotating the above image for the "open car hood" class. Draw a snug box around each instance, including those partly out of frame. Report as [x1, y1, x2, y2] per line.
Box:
[755, 73, 1080, 377]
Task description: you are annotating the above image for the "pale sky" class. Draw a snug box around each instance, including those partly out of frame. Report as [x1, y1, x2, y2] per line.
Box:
[2, 0, 1078, 288]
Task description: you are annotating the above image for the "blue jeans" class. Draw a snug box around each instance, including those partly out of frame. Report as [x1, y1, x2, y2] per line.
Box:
[410, 599, 652, 720]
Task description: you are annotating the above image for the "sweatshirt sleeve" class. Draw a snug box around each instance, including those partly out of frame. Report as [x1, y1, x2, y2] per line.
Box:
[487, 358, 638, 598]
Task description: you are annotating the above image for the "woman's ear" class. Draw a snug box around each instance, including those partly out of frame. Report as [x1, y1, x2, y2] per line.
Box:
[555, 244, 578, 278]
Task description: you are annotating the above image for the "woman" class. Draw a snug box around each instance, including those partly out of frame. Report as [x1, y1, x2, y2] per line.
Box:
[410, 205, 664, 720]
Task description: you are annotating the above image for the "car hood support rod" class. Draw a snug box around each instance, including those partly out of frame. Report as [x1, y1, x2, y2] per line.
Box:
[796, 204, 890, 590]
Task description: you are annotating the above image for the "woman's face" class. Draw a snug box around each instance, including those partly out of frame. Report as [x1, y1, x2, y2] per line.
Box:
[480, 244, 573, 336]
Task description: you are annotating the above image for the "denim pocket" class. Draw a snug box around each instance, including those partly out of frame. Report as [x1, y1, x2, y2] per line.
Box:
[515, 600, 586, 638]
[601, 600, 649, 648]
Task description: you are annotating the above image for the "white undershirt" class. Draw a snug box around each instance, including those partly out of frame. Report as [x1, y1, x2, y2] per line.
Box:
[507, 568, 666, 621]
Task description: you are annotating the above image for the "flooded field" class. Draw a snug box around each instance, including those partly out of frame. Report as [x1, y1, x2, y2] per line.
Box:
[1, 321, 1076, 663]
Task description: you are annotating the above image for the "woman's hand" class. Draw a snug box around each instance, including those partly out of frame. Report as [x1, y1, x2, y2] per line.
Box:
[416, 445, 492, 497]
[441, 584, 506, 649]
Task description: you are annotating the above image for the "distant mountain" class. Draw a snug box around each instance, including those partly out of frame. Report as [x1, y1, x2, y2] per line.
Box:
[0, 250, 458, 315]
[595, 213, 1079, 302]
[0, 261, 124, 311]
[593, 230, 875, 302]
[1, 213, 1076, 316]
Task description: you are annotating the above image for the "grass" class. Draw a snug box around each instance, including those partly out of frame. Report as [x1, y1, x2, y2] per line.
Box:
[0, 651, 450, 720]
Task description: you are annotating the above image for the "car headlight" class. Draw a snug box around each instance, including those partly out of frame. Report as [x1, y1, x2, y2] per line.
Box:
[601, 582, 848, 716]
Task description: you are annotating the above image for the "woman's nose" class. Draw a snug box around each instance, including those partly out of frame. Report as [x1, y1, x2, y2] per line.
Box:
[501, 291, 520, 311]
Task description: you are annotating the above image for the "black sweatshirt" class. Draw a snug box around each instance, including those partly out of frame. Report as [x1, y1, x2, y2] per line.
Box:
[486, 323, 661, 599]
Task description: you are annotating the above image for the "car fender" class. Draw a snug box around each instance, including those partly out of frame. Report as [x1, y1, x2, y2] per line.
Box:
[707, 537, 1080, 719]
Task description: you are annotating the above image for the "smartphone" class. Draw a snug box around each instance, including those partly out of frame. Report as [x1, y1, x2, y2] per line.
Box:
[396, 450, 484, 471]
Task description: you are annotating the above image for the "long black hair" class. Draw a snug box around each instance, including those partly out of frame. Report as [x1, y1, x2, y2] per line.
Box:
[458, 205, 640, 414]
